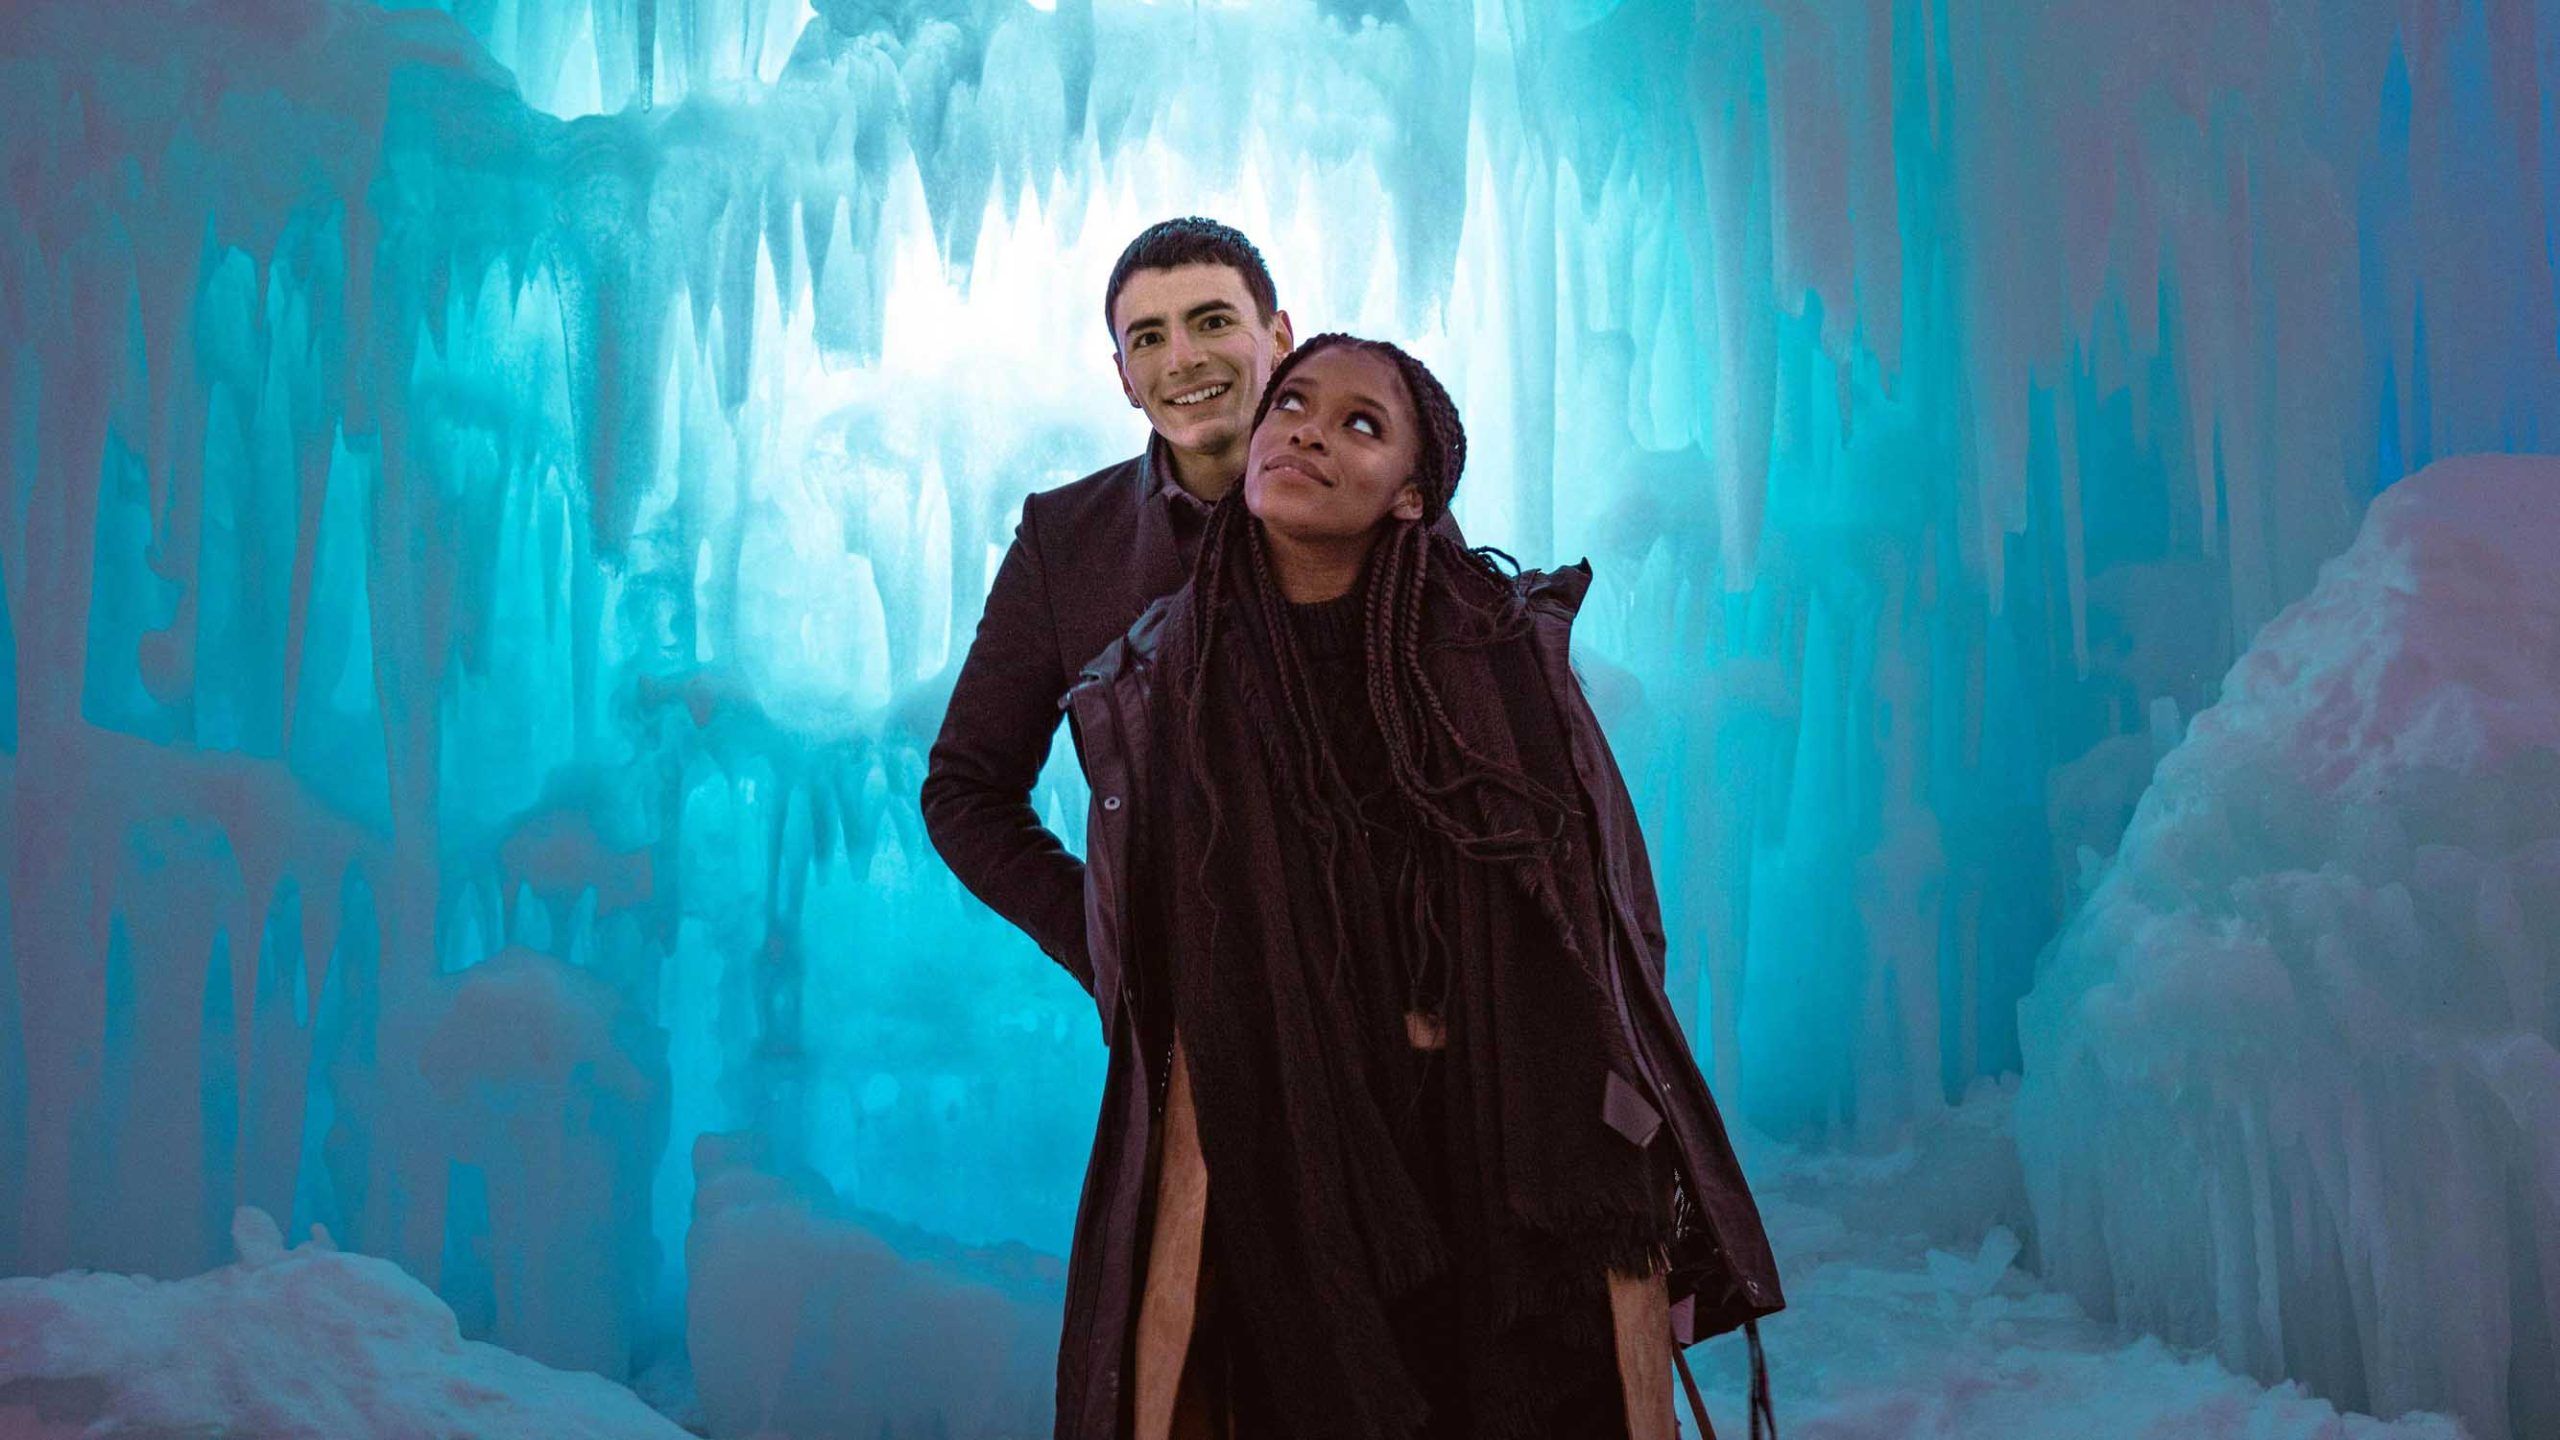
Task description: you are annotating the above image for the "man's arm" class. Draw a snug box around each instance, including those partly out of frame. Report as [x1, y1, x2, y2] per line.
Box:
[922, 500, 1095, 992]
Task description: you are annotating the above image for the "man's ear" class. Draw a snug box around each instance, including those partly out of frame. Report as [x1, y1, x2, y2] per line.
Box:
[1270, 309, 1294, 361]
[1391, 484, 1426, 522]
[1113, 348, 1142, 409]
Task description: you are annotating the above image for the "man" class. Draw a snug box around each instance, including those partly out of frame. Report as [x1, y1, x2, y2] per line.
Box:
[921, 217, 1295, 992]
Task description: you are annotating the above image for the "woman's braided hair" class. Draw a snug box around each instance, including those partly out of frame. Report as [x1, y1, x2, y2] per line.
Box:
[1178, 334, 1575, 888]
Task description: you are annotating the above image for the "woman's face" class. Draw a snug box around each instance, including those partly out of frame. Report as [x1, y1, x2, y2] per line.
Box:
[1242, 347, 1425, 545]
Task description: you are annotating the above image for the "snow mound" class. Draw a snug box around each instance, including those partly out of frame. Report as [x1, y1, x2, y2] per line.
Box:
[2017, 454, 2560, 1440]
[0, 1206, 688, 1440]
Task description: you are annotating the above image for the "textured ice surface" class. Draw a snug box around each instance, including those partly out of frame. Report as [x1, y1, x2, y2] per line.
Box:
[0, 1207, 690, 1440]
[2018, 455, 2560, 1439]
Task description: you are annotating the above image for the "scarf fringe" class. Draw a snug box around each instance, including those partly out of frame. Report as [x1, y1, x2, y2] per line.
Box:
[1479, 1221, 1667, 1339]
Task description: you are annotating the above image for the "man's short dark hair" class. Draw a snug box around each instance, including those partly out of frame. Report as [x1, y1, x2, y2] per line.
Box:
[1104, 217, 1278, 345]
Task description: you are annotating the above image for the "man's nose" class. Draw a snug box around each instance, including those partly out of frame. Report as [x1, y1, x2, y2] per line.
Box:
[1164, 329, 1202, 372]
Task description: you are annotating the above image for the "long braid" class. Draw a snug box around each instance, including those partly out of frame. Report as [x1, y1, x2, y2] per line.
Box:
[1177, 489, 1247, 972]
[1244, 509, 1365, 993]
[1180, 483, 1369, 998]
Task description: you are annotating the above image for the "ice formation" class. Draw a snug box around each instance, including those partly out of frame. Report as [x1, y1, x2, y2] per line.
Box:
[415, 946, 669, 1378]
[1, 0, 2555, 1434]
[682, 1131, 1060, 1439]
[2018, 455, 2560, 1440]
[0, 1206, 691, 1440]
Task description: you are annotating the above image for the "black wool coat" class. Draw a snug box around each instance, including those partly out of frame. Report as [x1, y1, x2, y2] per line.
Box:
[922, 438, 1201, 990]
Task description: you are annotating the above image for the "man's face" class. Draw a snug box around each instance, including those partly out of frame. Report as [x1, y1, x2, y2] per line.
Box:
[1111, 264, 1293, 468]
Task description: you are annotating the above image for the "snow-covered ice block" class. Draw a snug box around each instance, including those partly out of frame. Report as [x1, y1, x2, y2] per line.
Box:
[417, 945, 670, 1379]
[0, 1206, 688, 1439]
[683, 1131, 1062, 1440]
[2017, 454, 2560, 1440]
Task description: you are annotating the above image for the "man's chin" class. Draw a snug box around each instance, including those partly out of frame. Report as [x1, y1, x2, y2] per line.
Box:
[1150, 414, 1243, 462]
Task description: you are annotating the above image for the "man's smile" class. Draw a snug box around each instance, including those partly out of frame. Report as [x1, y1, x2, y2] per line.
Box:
[1167, 382, 1230, 407]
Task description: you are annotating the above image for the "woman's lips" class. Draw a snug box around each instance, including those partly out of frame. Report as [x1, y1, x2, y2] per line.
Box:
[1260, 454, 1331, 485]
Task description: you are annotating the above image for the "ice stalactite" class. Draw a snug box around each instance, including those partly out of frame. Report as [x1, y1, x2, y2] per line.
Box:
[379, 0, 816, 116]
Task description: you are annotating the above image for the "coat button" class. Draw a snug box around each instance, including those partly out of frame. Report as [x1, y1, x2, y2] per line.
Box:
[1101, 795, 1122, 811]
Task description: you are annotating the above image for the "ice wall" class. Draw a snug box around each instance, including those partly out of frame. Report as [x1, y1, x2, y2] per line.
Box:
[2017, 455, 2560, 1440]
[2, 0, 2556, 1414]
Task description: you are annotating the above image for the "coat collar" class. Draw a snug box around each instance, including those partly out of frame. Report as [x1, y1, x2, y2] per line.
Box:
[1125, 434, 1195, 633]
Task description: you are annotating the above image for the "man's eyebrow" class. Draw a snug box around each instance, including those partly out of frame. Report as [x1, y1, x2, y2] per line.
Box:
[1181, 299, 1241, 324]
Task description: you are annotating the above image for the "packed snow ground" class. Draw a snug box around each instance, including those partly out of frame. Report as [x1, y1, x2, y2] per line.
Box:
[0, 1109, 2467, 1440]
[1684, 1093, 2469, 1439]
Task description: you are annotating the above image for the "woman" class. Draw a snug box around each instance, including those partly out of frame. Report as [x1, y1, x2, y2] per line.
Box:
[1059, 335, 1781, 1440]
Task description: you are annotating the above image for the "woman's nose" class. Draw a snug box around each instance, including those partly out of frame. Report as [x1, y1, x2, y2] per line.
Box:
[1289, 420, 1325, 450]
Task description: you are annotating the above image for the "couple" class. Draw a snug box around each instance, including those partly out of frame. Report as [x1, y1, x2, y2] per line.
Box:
[923, 219, 1782, 1440]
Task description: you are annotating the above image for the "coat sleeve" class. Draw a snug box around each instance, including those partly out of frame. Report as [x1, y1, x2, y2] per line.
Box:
[1531, 568, 1673, 991]
[1576, 685, 1673, 992]
[921, 498, 1094, 993]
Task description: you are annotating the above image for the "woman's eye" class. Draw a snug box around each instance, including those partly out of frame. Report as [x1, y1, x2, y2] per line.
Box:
[1274, 391, 1303, 411]
[1349, 413, 1380, 437]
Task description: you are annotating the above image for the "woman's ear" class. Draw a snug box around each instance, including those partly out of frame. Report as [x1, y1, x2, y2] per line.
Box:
[1391, 485, 1426, 522]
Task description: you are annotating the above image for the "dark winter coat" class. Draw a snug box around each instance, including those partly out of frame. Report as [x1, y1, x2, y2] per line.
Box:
[1053, 561, 1785, 1440]
[923, 440, 1203, 990]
